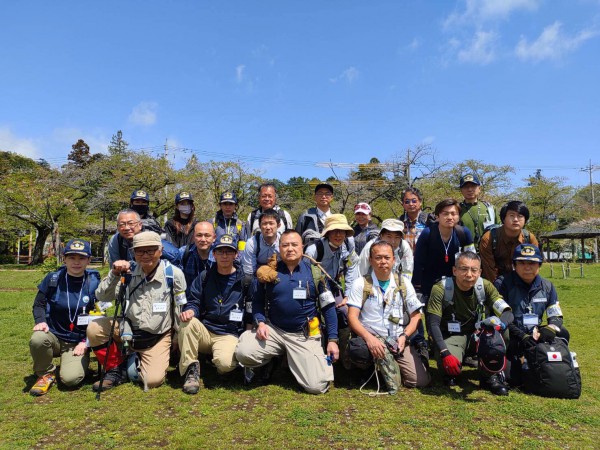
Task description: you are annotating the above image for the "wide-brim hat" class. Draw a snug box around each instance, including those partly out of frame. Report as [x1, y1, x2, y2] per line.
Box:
[322, 214, 354, 237]
[132, 231, 162, 248]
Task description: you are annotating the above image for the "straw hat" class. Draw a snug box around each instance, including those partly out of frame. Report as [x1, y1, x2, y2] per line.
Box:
[321, 214, 354, 237]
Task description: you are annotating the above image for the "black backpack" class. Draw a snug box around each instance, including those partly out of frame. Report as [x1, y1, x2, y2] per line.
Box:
[524, 337, 581, 399]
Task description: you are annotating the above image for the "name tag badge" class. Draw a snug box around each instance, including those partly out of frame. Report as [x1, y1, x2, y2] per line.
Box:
[391, 306, 401, 318]
[293, 287, 307, 300]
[447, 321, 461, 333]
[229, 309, 243, 322]
[523, 313, 539, 327]
[77, 315, 90, 326]
[153, 302, 168, 313]
[532, 297, 547, 303]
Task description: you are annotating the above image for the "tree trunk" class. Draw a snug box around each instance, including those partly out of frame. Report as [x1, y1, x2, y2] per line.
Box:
[30, 226, 51, 265]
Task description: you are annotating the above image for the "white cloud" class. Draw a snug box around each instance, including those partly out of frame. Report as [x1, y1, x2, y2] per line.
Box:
[422, 136, 436, 145]
[128, 102, 158, 126]
[445, 0, 539, 28]
[329, 66, 359, 84]
[51, 127, 109, 155]
[457, 30, 498, 64]
[236, 64, 246, 83]
[407, 38, 421, 52]
[0, 126, 40, 159]
[515, 21, 600, 62]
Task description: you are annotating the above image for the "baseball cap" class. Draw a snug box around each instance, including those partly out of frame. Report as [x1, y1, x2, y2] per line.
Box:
[132, 231, 162, 249]
[175, 192, 193, 204]
[63, 239, 92, 257]
[219, 191, 238, 204]
[381, 219, 404, 234]
[214, 234, 238, 251]
[459, 174, 481, 188]
[354, 202, 371, 215]
[314, 183, 334, 194]
[512, 244, 543, 263]
[130, 189, 150, 201]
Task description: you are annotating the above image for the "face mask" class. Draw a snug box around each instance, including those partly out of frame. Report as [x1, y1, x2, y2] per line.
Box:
[131, 204, 149, 217]
[178, 204, 192, 215]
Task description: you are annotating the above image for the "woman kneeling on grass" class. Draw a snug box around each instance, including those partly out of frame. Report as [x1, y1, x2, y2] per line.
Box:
[29, 240, 101, 396]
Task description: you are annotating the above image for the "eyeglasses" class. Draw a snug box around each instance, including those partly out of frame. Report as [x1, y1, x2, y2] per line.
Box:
[404, 199, 418, 204]
[134, 248, 159, 256]
[315, 192, 333, 197]
[117, 221, 140, 229]
[456, 267, 481, 274]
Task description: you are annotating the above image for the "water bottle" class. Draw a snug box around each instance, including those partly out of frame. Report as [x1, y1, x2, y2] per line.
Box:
[570, 352, 579, 368]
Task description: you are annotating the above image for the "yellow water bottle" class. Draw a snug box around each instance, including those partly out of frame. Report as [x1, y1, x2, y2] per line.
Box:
[308, 317, 320, 337]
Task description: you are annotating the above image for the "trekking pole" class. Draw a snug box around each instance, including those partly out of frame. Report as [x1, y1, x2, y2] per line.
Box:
[302, 254, 343, 292]
[95, 272, 128, 400]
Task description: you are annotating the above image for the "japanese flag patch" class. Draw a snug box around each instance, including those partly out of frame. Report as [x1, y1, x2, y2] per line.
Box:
[547, 351, 562, 362]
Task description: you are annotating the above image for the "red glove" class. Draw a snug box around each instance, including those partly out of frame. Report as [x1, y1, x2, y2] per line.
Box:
[442, 352, 462, 377]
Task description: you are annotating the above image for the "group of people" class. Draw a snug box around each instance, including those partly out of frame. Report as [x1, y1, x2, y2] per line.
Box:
[28, 175, 572, 399]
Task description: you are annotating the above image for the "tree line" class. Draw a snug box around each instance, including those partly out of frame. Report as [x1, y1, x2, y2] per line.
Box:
[0, 131, 596, 264]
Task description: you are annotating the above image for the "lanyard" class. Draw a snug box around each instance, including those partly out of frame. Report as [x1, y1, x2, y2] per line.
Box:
[66, 273, 86, 330]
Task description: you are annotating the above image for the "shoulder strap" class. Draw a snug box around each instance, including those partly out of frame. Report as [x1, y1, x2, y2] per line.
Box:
[362, 274, 374, 307]
[46, 268, 64, 301]
[117, 234, 128, 260]
[393, 272, 407, 301]
[164, 260, 174, 289]
[522, 229, 530, 243]
[474, 277, 485, 306]
[491, 227, 499, 254]
[249, 209, 259, 233]
[315, 239, 325, 262]
[454, 225, 467, 247]
[254, 232, 262, 256]
[182, 244, 192, 268]
[442, 276, 454, 306]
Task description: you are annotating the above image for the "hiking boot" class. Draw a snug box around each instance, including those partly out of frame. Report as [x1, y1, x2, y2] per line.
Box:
[30, 372, 56, 396]
[482, 373, 509, 396]
[182, 362, 200, 395]
[93, 366, 127, 392]
[463, 355, 479, 367]
[243, 367, 255, 386]
[256, 358, 278, 385]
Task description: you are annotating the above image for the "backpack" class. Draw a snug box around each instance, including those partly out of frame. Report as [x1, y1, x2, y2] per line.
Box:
[524, 337, 581, 399]
[361, 273, 407, 308]
[308, 237, 354, 263]
[440, 276, 486, 324]
[249, 207, 292, 235]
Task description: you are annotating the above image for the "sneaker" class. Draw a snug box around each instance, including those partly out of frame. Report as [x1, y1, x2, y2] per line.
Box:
[183, 362, 200, 395]
[463, 355, 479, 367]
[30, 373, 56, 396]
[482, 373, 509, 396]
[93, 366, 126, 392]
[243, 367, 255, 386]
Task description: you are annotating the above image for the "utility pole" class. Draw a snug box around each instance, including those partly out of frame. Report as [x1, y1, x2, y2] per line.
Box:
[580, 159, 599, 263]
[406, 148, 411, 186]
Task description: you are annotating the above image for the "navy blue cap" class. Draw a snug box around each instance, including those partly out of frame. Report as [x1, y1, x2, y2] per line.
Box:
[314, 183, 334, 194]
[130, 189, 150, 201]
[459, 173, 481, 188]
[175, 191, 194, 204]
[63, 239, 92, 257]
[513, 244, 543, 263]
[219, 191, 238, 204]
[214, 234, 237, 251]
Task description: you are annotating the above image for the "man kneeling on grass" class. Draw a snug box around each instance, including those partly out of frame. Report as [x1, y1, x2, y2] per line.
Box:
[29, 240, 101, 396]
[235, 230, 339, 394]
[347, 241, 430, 394]
[88, 231, 186, 391]
[178, 234, 250, 394]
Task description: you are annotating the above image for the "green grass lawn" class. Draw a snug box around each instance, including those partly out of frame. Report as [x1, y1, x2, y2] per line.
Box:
[1, 264, 599, 449]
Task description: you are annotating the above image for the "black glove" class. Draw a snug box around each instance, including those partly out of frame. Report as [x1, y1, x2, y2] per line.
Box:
[538, 325, 557, 343]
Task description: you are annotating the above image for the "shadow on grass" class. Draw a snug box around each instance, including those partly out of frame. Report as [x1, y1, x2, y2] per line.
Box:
[420, 367, 486, 402]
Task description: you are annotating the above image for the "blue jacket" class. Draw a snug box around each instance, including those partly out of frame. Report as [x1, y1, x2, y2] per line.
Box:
[253, 260, 338, 339]
[177, 243, 215, 294]
[33, 268, 101, 343]
[495, 271, 562, 338]
[412, 223, 474, 296]
[184, 266, 247, 336]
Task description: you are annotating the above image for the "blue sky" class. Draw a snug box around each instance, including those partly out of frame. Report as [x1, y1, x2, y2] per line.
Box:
[1, 1, 599, 189]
